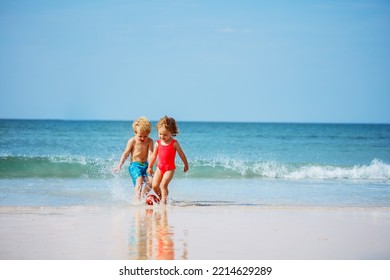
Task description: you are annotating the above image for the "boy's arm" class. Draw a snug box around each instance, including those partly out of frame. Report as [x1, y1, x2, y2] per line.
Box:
[147, 141, 158, 175]
[175, 141, 189, 172]
[113, 138, 133, 172]
[147, 138, 154, 162]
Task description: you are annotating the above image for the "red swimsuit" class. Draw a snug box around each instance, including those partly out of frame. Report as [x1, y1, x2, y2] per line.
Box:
[157, 139, 176, 175]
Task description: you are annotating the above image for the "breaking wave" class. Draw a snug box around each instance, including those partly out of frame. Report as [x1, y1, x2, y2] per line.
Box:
[186, 158, 390, 181]
[0, 155, 113, 179]
[1, 155, 389, 182]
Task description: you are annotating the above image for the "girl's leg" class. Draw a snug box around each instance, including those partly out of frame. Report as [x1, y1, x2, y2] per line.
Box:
[159, 170, 175, 204]
[152, 168, 163, 198]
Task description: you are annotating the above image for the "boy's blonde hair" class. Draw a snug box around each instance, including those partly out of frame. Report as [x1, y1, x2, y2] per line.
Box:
[156, 116, 179, 136]
[132, 116, 152, 134]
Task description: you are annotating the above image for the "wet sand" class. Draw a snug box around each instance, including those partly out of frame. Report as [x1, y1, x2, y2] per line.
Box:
[0, 206, 389, 260]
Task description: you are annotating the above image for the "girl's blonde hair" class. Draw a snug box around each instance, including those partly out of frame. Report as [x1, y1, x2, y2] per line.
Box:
[156, 116, 179, 136]
[132, 116, 152, 134]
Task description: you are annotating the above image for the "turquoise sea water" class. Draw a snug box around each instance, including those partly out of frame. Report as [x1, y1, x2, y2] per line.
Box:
[1, 120, 389, 207]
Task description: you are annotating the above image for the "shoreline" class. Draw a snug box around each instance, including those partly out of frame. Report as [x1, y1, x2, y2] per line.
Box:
[1, 205, 389, 260]
[1, 204, 390, 211]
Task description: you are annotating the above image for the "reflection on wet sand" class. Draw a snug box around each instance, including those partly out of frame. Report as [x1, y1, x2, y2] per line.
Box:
[128, 206, 187, 260]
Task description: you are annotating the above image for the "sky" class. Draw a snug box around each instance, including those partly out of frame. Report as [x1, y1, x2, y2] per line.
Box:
[0, 0, 389, 123]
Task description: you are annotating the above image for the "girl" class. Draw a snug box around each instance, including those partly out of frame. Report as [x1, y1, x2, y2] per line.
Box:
[147, 116, 189, 204]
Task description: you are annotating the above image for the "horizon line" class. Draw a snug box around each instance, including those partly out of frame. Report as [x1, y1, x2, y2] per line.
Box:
[1, 117, 389, 125]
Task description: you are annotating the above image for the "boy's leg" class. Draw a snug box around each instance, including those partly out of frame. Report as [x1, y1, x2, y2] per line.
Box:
[141, 176, 152, 198]
[129, 162, 144, 201]
[134, 176, 143, 201]
[159, 170, 175, 204]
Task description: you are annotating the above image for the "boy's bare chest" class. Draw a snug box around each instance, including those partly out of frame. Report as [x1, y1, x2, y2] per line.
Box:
[132, 142, 149, 154]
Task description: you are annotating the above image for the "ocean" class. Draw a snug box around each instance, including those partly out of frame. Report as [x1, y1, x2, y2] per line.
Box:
[1, 119, 389, 208]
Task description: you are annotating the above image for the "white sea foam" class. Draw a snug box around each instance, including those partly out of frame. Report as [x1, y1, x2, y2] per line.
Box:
[286, 159, 390, 180]
[189, 158, 390, 181]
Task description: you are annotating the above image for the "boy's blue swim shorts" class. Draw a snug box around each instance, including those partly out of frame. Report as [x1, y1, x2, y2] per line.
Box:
[128, 161, 149, 186]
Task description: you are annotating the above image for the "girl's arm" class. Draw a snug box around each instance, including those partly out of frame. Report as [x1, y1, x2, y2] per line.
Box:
[147, 141, 159, 175]
[175, 141, 189, 172]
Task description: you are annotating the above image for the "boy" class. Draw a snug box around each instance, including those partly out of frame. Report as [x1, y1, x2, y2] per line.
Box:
[113, 117, 154, 201]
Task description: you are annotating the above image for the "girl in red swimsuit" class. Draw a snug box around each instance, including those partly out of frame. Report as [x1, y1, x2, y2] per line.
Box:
[147, 116, 189, 204]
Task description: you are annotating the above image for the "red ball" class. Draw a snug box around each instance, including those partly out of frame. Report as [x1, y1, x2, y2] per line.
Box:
[145, 194, 160, 205]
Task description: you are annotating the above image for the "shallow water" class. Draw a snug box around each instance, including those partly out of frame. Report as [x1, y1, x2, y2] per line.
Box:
[1, 120, 389, 207]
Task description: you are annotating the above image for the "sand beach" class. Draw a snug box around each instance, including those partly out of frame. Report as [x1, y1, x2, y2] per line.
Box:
[1, 205, 389, 260]
[1, 121, 389, 263]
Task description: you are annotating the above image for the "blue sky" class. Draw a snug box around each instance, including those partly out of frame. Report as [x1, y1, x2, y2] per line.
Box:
[0, 0, 389, 123]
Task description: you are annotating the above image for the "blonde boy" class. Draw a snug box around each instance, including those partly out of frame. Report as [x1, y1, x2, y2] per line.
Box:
[113, 117, 154, 200]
